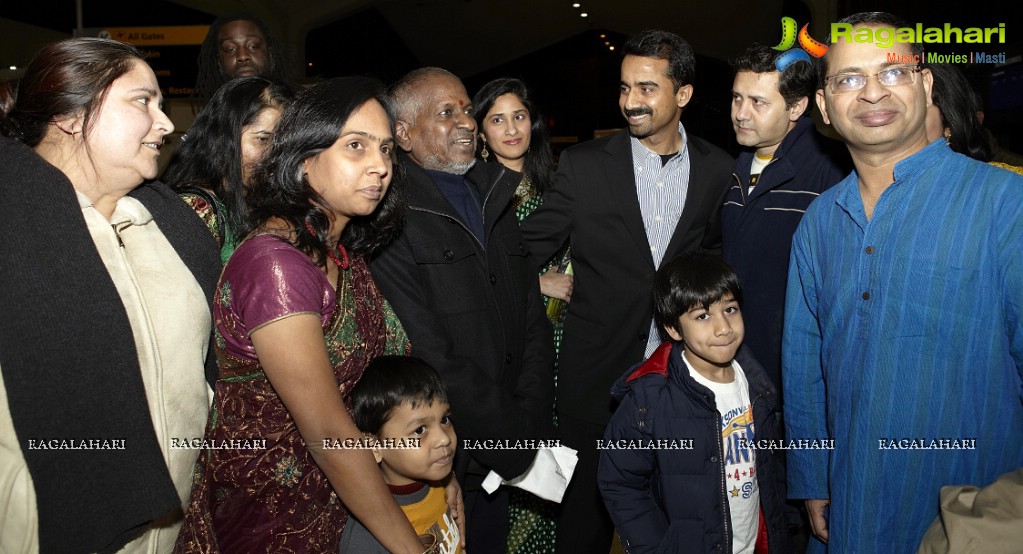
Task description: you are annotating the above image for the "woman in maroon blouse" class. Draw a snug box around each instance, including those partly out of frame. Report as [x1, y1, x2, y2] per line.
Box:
[175, 77, 457, 554]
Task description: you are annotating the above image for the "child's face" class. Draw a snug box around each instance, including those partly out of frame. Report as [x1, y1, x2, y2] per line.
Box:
[665, 293, 745, 375]
[373, 399, 456, 486]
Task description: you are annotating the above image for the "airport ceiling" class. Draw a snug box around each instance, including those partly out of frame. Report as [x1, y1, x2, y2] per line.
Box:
[5, 0, 831, 76]
[172, 0, 821, 75]
[5, 0, 1017, 77]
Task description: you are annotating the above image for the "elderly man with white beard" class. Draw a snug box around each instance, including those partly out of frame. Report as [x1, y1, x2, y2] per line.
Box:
[369, 67, 558, 553]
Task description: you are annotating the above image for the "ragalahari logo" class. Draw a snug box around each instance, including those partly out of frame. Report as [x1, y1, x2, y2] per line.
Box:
[773, 17, 829, 72]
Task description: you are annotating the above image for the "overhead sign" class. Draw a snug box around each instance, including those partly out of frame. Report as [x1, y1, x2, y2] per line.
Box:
[97, 26, 209, 46]
[79, 26, 210, 97]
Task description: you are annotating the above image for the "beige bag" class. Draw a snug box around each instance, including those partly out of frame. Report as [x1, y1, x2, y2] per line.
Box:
[917, 468, 1023, 554]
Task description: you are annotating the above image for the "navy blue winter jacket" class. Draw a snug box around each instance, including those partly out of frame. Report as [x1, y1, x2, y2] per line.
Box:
[721, 117, 848, 390]
[597, 342, 793, 554]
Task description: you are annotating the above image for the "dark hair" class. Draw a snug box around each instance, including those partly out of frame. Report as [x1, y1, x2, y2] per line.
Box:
[472, 78, 555, 194]
[244, 76, 405, 262]
[654, 253, 743, 339]
[164, 77, 296, 243]
[0, 38, 144, 147]
[926, 63, 992, 162]
[732, 44, 815, 109]
[352, 356, 449, 435]
[819, 12, 923, 88]
[193, 13, 294, 106]
[621, 29, 695, 92]
[0, 80, 17, 118]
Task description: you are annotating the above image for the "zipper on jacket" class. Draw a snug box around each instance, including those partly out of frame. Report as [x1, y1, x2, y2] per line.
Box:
[716, 409, 730, 550]
[736, 156, 781, 204]
[750, 391, 766, 423]
[112, 223, 127, 248]
[480, 166, 505, 213]
[408, 206, 485, 250]
[113, 220, 168, 551]
[405, 202, 511, 347]
[731, 173, 746, 205]
[749, 389, 769, 546]
[407, 167, 512, 357]
[409, 166, 507, 251]
[691, 375, 732, 550]
[111, 222, 166, 441]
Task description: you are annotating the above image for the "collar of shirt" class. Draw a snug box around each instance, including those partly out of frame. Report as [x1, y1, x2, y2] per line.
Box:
[630, 121, 688, 172]
[75, 189, 153, 227]
[834, 139, 952, 225]
[893, 138, 952, 181]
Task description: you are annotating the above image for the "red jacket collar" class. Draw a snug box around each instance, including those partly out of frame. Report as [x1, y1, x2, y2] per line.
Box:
[626, 341, 673, 382]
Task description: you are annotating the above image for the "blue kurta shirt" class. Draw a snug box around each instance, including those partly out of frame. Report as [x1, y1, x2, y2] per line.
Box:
[783, 139, 1023, 553]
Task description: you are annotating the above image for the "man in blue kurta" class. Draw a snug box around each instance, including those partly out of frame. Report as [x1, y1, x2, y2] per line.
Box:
[783, 11, 1023, 553]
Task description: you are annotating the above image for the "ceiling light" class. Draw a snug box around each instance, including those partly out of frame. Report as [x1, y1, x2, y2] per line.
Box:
[580, 12, 588, 17]
[572, 3, 580, 7]
[8, 66, 16, 70]
[600, 34, 606, 38]
[609, 46, 615, 51]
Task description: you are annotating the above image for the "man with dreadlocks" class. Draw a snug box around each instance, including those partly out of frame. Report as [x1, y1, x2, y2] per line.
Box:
[192, 13, 296, 108]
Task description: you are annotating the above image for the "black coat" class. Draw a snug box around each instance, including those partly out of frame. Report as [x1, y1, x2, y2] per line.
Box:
[369, 158, 554, 488]
[598, 343, 793, 554]
[521, 130, 734, 425]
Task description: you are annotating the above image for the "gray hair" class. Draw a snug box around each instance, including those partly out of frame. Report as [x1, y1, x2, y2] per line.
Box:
[388, 67, 460, 123]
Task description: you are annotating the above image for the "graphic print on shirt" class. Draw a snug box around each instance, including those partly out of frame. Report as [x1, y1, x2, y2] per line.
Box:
[424, 511, 460, 554]
[721, 404, 757, 499]
[685, 357, 761, 552]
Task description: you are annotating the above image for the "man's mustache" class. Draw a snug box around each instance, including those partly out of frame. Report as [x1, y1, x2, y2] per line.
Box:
[624, 108, 653, 118]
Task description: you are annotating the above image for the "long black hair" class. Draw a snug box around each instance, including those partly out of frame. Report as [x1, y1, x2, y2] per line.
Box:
[164, 77, 296, 243]
[244, 76, 405, 263]
[472, 78, 555, 194]
[192, 13, 295, 106]
[926, 63, 992, 162]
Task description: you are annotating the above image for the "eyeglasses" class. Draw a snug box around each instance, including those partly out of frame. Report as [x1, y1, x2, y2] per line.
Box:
[824, 65, 922, 93]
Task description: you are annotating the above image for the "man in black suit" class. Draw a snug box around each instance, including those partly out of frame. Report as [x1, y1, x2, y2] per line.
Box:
[521, 29, 734, 553]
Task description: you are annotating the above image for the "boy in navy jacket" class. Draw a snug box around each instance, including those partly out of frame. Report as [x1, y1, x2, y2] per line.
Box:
[598, 253, 793, 554]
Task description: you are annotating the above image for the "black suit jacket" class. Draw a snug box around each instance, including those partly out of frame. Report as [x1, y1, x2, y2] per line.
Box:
[521, 129, 733, 425]
[370, 158, 554, 488]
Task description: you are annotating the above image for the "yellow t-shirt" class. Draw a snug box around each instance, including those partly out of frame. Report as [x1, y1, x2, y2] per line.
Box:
[401, 484, 461, 554]
[338, 482, 462, 553]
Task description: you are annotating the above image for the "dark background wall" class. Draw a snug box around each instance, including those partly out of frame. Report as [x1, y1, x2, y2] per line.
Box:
[3, 0, 1021, 156]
